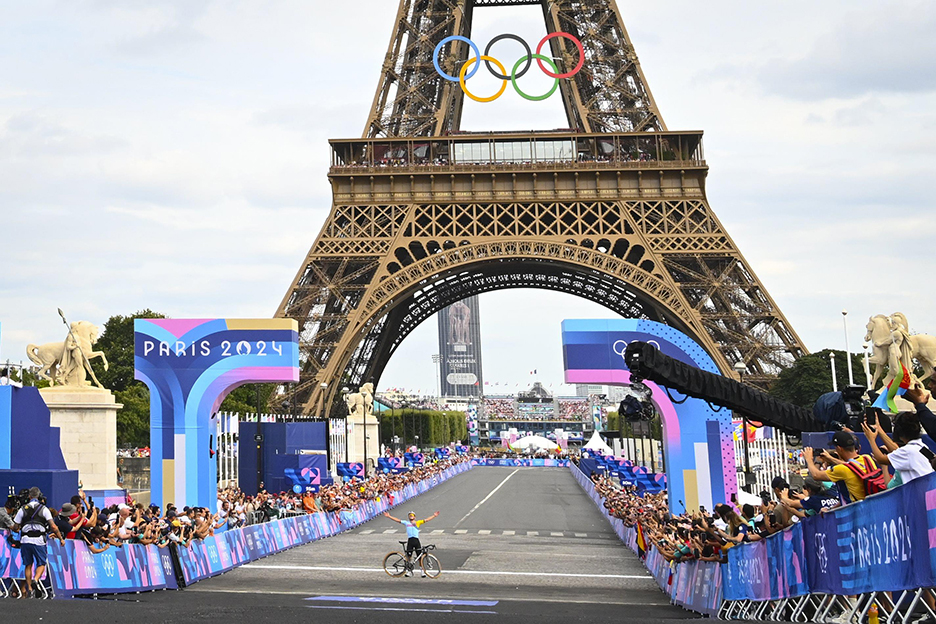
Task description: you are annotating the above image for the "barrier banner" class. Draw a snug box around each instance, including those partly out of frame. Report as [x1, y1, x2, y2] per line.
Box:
[827, 475, 932, 594]
[0, 533, 26, 580]
[470, 458, 570, 467]
[673, 560, 722, 616]
[46, 539, 174, 598]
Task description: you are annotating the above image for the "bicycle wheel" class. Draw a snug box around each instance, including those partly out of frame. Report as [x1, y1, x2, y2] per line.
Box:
[383, 551, 408, 577]
[420, 553, 442, 578]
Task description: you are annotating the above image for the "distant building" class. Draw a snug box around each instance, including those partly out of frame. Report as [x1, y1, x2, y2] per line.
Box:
[437, 296, 484, 399]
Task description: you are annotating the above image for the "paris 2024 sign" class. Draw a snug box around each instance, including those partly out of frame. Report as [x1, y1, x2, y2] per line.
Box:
[134, 319, 299, 511]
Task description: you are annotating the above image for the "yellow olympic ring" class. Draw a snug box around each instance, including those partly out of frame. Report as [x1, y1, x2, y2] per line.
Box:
[459, 56, 508, 103]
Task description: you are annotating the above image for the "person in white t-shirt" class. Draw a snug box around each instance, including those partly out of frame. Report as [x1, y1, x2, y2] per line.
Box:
[863, 411, 935, 488]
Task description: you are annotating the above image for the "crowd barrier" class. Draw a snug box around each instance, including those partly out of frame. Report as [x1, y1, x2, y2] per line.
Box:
[721, 469, 936, 622]
[0, 460, 473, 598]
[470, 458, 570, 467]
[569, 462, 722, 617]
[573, 460, 936, 621]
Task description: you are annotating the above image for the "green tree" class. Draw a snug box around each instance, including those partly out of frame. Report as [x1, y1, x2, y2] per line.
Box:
[769, 349, 866, 409]
[218, 384, 278, 415]
[89, 310, 166, 447]
[91, 310, 166, 392]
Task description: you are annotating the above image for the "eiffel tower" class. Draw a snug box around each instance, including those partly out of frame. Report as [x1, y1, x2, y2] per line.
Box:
[276, 0, 807, 415]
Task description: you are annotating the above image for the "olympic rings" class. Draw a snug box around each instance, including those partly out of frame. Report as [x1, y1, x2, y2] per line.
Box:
[535, 32, 585, 79]
[434, 32, 584, 102]
[511, 54, 559, 102]
[434, 36, 482, 82]
[484, 33, 532, 80]
[460, 56, 508, 103]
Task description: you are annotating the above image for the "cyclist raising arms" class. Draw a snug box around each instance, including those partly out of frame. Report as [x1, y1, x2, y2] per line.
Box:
[383, 510, 439, 576]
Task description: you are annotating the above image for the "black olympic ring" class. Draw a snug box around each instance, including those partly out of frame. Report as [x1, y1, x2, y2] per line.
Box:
[483, 33, 532, 80]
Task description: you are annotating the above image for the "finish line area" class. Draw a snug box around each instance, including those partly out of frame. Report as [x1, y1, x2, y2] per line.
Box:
[3, 467, 698, 623]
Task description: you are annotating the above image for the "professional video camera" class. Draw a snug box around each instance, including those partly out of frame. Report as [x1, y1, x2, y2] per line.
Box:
[619, 383, 655, 423]
[812, 384, 891, 432]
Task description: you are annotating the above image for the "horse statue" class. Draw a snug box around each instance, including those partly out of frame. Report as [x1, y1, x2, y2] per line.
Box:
[865, 313, 936, 391]
[343, 383, 374, 420]
[26, 320, 109, 388]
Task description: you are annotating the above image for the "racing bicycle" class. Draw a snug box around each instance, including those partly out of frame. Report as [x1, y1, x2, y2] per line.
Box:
[383, 542, 442, 578]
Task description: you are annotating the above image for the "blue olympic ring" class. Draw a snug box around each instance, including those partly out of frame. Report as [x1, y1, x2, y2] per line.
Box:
[434, 36, 482, 82]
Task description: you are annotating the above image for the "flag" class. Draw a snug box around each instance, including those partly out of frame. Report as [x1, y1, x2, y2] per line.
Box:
[635, 521, 648, 560]
[872, 363, 910, 412]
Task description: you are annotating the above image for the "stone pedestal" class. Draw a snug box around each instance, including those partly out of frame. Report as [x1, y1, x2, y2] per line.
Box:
[40, 387, 121, 490]
[347, 413, 380, 474]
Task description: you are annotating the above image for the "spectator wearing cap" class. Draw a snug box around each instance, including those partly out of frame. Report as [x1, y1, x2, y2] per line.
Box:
[804, 431, 880, 502]
[863, 411, 935, 488]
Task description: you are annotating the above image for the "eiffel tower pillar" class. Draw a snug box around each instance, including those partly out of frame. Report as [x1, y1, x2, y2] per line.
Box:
[276, 0, 807, 415]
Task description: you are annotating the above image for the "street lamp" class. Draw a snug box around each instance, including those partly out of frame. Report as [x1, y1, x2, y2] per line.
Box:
[842, 310, 855, 386]
[340, 386, 350, 463]
[319, 382, 331, 473]
[733, 361, 752, 481]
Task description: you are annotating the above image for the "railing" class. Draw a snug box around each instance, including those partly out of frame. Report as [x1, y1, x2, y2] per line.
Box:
[330, 158, 706, 176]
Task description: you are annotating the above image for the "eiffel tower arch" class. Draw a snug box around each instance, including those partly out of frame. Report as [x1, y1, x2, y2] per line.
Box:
[277, 0, 807, 416]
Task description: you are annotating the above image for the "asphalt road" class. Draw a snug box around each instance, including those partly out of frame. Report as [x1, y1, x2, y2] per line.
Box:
[2, 467, 726, 622]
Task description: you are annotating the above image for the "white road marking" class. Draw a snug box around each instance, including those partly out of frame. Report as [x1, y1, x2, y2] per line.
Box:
[359, 530, 374, 535]
[527, 531, 539, 536]
[243, 564, 651, 579]
[574, 533, 587, 538]
[382, 529, 397, 534]
[429, 529, 444, 534]
[550, 532, 563, 537]
[190, 588, 669, 606]
[307, 606, 497, 614]
[454, 529, 467, 534]
[502, 530, 515, 536]
[454, 468, 520, 527]
[477, 529, 491, 535]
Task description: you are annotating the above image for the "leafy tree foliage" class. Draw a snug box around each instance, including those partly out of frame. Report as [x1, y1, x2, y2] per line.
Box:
[377, 409, 467, 447]
[769, 349, 867, 409]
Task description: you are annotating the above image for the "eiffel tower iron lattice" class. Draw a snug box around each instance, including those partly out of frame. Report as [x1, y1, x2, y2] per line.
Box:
[276, 0, 807, 416]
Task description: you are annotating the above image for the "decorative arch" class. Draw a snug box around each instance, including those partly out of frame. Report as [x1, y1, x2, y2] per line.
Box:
[311, 240, 728, 415]
[561, 318, 737, 515]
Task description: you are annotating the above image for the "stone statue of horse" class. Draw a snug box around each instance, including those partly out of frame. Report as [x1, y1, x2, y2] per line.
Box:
[343, 382, 374, 420]
[26, 320, 108, 387]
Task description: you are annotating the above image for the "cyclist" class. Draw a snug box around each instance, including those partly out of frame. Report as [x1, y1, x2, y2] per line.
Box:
[383, 510, 439, 576]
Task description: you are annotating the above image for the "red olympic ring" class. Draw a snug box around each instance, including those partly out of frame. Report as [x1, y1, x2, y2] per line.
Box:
[535, 32, 585, 79]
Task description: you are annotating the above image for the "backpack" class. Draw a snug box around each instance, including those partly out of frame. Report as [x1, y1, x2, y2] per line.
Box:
[842, 455, 887, 497]
[21, 504, 50, 539]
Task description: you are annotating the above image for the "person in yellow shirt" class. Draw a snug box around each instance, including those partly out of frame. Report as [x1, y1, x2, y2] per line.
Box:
[804, 431, 881, 503]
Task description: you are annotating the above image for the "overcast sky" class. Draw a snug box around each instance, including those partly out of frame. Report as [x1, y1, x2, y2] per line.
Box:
[1, 1, 934, 396]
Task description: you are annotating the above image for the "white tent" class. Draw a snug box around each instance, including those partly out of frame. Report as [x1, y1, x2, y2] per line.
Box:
[509, 435, 560, 453]
[583, 430, 613, 455]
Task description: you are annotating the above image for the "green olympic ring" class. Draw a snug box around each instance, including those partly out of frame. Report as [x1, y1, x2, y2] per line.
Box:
[510, 54, 560, 102]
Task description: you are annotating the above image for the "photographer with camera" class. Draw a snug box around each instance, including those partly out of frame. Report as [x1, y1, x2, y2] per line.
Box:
[0, 495, 17, 530]
[11, 487, 65, 598]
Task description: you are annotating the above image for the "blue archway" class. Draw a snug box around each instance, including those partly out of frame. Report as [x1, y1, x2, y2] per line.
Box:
[562, 319, 737, 514]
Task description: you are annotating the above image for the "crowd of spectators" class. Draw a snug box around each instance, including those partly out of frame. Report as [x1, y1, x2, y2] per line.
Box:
[117, 447, 151, 458]
[0, 456, 472, 558]
[482, 397, 515, 419]
[557, 399, 590, 420]
[586, 396, 936, 568]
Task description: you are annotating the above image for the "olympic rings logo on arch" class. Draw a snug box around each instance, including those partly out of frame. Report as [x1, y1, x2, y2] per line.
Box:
[433, 32, 584, 103]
